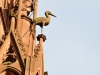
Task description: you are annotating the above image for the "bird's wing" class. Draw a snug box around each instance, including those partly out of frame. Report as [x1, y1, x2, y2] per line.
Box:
[33, 17, 46, 23]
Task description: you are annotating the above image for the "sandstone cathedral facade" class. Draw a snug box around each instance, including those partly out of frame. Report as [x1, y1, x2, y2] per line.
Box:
[0, 0, 48, 75]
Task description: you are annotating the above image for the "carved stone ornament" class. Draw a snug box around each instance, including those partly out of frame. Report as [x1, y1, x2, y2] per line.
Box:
[44, 71, 48, 75]
[13, 30, 27, 58]
[37, 34, 46, 42]
[34, 44, 41, 57]
[2, 44, 17, 65]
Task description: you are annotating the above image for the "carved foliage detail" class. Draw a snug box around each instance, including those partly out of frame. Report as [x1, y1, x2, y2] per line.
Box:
[2, 44, 17, 65]
[0, 30, 9, 47]
[13, 30, 27, 58]
[34, 44, 41, 57]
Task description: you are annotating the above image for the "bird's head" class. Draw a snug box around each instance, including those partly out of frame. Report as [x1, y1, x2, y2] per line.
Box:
[45, 11, 57, 18]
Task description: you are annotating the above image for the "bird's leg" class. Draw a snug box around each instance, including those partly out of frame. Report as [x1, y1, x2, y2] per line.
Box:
[41, 26, 43, 34]
[41, 23, 45, 34]
[41, 27, 43, 34]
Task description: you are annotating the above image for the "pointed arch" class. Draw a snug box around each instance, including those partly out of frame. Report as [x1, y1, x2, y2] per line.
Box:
[0, 66, 23, 75]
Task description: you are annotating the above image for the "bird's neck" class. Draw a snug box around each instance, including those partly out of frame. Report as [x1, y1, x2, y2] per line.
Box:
[45, 13, 50, 18]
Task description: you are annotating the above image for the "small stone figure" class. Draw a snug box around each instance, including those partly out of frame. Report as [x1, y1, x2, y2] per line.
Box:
[22, 0, 33, 16]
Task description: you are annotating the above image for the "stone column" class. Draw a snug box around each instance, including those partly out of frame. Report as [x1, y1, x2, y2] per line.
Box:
[37, 34, 46, 75]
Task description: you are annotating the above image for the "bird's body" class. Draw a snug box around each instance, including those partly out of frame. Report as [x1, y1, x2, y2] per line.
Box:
[33, 16, 50, 27]
[32, 11, 56, 34]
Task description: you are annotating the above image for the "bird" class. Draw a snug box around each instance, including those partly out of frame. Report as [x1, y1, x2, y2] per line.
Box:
[32, 11, 56, 34]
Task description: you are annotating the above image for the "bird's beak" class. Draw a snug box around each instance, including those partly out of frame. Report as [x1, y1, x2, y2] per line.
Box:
[50, 13, 57, 18]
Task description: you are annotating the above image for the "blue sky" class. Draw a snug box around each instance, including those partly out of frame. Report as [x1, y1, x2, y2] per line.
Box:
[35, 0, 100, 75]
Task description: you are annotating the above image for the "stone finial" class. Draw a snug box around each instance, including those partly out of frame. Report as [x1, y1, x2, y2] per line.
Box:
[37, 34, 46, 42]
